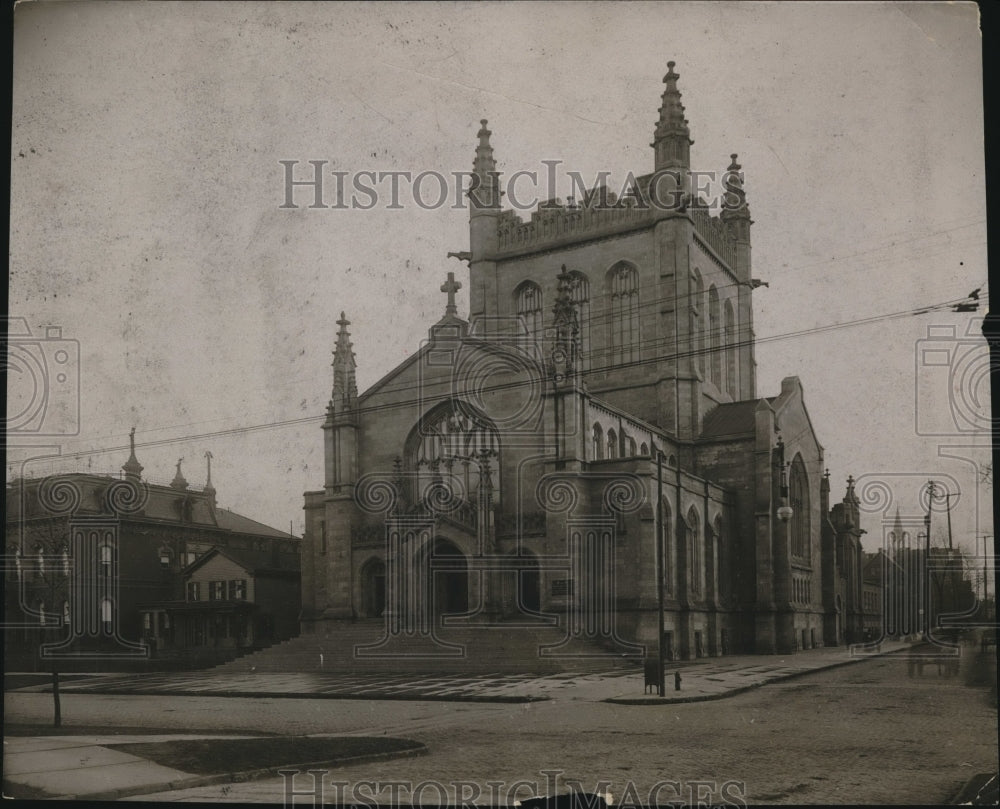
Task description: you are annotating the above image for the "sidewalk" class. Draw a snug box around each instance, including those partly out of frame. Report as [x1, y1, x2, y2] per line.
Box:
[2, 733, 257, 800]
[7, 639, 914, 704]
[3, 641, 916, 800]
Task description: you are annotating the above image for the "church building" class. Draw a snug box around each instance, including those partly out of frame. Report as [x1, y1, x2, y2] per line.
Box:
[299, 63, 864, 664]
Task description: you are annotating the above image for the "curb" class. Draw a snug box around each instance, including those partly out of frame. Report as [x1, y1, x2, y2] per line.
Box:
[51, 686, 549, 704]
[51, 742, 428, 801]
[603, 644, 913, 705]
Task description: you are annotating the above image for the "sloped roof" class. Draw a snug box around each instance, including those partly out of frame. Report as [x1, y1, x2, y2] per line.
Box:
[183, 545, 300, 576]
[699, 399, 774, 440]
[5, 474, 294, 542]
[215, 508, 293, 539]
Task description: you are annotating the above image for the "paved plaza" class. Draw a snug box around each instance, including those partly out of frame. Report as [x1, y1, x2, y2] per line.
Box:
[6, 642, 907, 704]
[4, 642, 997, 804]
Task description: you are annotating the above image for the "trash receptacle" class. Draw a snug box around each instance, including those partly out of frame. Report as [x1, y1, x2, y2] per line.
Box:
[644, 658, 659, 693]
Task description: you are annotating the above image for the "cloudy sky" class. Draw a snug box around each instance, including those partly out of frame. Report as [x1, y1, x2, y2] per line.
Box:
[8, 2, 990, 565]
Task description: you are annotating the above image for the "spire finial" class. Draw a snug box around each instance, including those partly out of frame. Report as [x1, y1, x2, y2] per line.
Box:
[470, 118, 500, 209]
[331, 310, 358, 414]
[845, 474, 856, 500]
[653, 61, 692, 174]
[203, 450, 216, 502]
[722, 151, 751, 231]
[441, 271, 462, 316]
[170, 457, 188, 490]
[122, 426, 144, 481]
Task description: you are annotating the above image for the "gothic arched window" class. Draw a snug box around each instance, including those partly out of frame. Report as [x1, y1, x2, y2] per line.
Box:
[569, 271, 591, 371]
[661, 499, 673, 596]
[607, 429, 618, 459]
[406, 401, 500, 506]
[715, 515, 726, 602]
[689, 269, 704, 377]
[708, 285, 721, 385]
[627, 435, 637, 456]
[708, 515, 720, 600]
[790, 454, 810, 559]
[607, 263, 639, 364]
[687, 508, 702, 596]
[515, 281, 543, 342]
[724, 299, 737, 397]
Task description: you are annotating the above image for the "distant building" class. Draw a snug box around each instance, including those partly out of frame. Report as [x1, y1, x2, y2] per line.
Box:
[879, 510, 977, 641]
[826, 477, 869, 644]
[4, 433, 300, 670]
[862, 551, 886, 640]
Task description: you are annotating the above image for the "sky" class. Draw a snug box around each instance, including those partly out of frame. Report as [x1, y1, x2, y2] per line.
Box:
[7, 2, 991, 571]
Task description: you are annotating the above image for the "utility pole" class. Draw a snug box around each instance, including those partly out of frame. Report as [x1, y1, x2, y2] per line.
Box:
[982, 534, 992, 621]
[945, 493, 953, 550]
[654, 446, 666, 697]
[925, 480, 934, 637]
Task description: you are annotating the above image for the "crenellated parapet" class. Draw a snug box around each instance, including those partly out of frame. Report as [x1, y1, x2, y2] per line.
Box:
[494, 188, 740, 272]
[690, 206, 738, 269]
[496, 193, 656, 253]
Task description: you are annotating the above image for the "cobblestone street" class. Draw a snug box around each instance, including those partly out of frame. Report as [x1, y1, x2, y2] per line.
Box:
[5, 654, 996, 804]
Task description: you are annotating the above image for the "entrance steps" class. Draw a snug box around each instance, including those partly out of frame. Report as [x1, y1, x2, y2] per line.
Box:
[213, 618, 646, 675]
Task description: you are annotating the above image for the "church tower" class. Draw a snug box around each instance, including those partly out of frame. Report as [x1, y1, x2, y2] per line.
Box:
[463, 62, 758, 439]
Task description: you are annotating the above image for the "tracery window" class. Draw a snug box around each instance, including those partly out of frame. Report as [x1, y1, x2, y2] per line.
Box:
[608, 263, 639, 364]
[790, 455, 810, 559]
[515, 281, 543, 342]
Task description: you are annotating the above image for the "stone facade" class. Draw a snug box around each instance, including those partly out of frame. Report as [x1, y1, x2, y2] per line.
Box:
[302, 63, 870, 658]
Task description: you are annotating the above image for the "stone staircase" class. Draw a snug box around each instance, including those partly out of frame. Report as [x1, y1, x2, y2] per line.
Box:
[213, 618, 646, 675]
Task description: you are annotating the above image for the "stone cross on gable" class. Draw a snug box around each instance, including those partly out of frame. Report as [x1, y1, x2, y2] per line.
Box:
[441, 271, 461, 316]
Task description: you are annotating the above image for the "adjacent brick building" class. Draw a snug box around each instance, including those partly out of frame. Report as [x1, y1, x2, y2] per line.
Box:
[4, 436, 300, 670]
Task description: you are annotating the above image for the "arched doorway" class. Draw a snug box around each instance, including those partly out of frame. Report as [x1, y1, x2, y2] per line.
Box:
[429, 539, 469, 618]
[519, 552, 541, 613]
[501, 550, 541, 616]
[361, 558, 386, 618]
